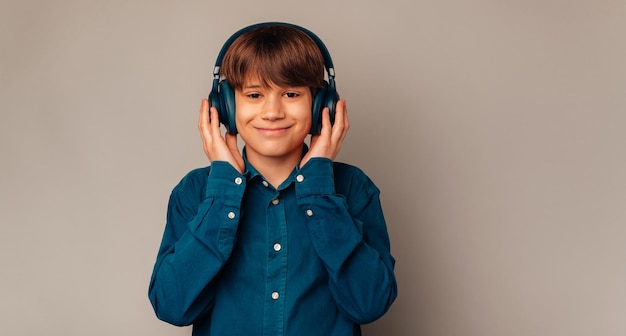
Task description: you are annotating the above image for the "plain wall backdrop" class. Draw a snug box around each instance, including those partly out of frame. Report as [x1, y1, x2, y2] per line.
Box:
[1, 0, 625, 335]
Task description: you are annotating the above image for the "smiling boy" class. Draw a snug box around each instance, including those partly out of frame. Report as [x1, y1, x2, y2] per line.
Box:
[149, 23, 397, 336]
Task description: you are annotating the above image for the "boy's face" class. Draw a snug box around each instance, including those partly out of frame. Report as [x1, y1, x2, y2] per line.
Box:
[234, 76, 312, 163]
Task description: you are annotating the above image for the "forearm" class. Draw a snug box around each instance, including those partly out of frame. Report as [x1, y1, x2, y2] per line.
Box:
[302, 194, 397, 324]
[148, 225, 221, 326]
[149, 162, 246, 326]
[296, 159, 397, 324]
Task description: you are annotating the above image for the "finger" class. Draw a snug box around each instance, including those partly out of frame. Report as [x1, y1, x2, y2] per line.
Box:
[209, 106, 221, 133]
[337, 100, 348, 124]
[330, 101, 347, 142]
[339, 100, 348, 124]
[199, 99, 213, 147]
[337, 100, 349, 140]
[198, 99, 209, 130]
[320, 107, 332, 137]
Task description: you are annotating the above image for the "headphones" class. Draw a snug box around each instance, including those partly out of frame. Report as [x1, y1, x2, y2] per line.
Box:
[208, 22, 339, 135]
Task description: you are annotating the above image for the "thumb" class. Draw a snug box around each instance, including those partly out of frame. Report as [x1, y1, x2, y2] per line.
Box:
[225, 133, 244, 172]
[225, 133, 239, 151]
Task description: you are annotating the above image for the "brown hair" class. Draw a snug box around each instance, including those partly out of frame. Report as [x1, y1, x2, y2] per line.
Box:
[220, 24, 325, 91]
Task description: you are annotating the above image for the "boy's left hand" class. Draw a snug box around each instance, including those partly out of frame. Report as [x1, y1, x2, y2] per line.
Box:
[301, 99, 349, 167]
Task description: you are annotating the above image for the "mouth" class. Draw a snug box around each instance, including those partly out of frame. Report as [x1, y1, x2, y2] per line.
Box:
[255, 126, 292, 136]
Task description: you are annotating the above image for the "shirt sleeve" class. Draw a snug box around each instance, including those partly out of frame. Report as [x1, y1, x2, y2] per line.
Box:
[295, 158, 398, 324]
[148, 162, 246, 326]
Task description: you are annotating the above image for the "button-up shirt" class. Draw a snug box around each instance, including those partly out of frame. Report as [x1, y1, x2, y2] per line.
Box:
[149, 153, 397, 335]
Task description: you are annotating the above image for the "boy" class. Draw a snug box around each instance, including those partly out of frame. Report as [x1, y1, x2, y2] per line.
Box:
[148, 23, 397, 335]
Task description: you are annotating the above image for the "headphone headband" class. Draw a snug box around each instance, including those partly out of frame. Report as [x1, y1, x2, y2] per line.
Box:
[212, 22, 335, 79]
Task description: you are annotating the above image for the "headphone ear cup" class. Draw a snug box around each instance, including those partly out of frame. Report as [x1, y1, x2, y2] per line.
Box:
[208, 79, 222, 117]
[219, 81, 237, 134]
[310, 82, 327, 135]
[310, 80, 339, 135]
[325, 77, 339, 126]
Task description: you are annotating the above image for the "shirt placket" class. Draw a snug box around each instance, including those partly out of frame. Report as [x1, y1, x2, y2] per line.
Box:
[263, 181, 288, 336]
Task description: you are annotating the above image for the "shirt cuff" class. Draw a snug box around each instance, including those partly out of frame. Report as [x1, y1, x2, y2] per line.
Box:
[296, 158, 335, 197]
[205, 161, 246, 199]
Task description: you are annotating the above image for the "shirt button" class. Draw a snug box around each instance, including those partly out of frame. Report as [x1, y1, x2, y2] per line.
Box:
[273, 243, 282, 252]
[271, 198, 279, 205]
[227, 211, 235, 219]
[306, 209, 313, 217]
[271, 291, 280, 300]
[296, 174, 304, 182]
[262, 181, 269, 187]
[234, 177, 243, 185]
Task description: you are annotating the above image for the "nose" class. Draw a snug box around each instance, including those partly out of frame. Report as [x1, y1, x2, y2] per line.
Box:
[260, 94, 284, 121]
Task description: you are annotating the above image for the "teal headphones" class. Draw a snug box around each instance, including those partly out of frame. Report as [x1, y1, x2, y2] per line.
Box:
[208, 22, 339, 135]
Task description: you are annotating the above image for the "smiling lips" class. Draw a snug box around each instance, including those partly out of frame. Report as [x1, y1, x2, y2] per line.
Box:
[255, 126, 292, 136]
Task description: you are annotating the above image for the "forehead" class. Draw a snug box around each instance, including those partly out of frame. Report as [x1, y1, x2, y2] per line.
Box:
[241, 73, 307, 90]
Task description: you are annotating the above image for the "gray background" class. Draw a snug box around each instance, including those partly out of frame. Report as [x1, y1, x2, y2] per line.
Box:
[1, 0, 625, 335]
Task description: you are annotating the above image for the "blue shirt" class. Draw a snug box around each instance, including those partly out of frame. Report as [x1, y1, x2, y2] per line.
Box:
[149, 153, 397, 336]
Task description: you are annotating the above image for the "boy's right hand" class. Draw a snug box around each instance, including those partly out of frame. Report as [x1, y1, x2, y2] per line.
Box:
[198, 99, 245, 173]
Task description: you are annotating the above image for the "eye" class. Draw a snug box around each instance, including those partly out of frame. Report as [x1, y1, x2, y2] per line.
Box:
[247, 93, 261, 99]
[284, 92, 300, 98]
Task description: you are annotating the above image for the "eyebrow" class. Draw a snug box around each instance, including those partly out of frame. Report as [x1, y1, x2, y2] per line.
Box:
[243, 84, 263, 89]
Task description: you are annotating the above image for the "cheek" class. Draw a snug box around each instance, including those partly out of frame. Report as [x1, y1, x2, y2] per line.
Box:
[234, 102, 253, 125]
[234, 91, 252, 116]
[296, 99, 313, 125]
[234, 111, 250, 138]
[301, 109, 313, 129]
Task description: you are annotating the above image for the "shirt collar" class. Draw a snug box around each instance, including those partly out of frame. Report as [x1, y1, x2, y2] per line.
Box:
[242, 144, 309, 189]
